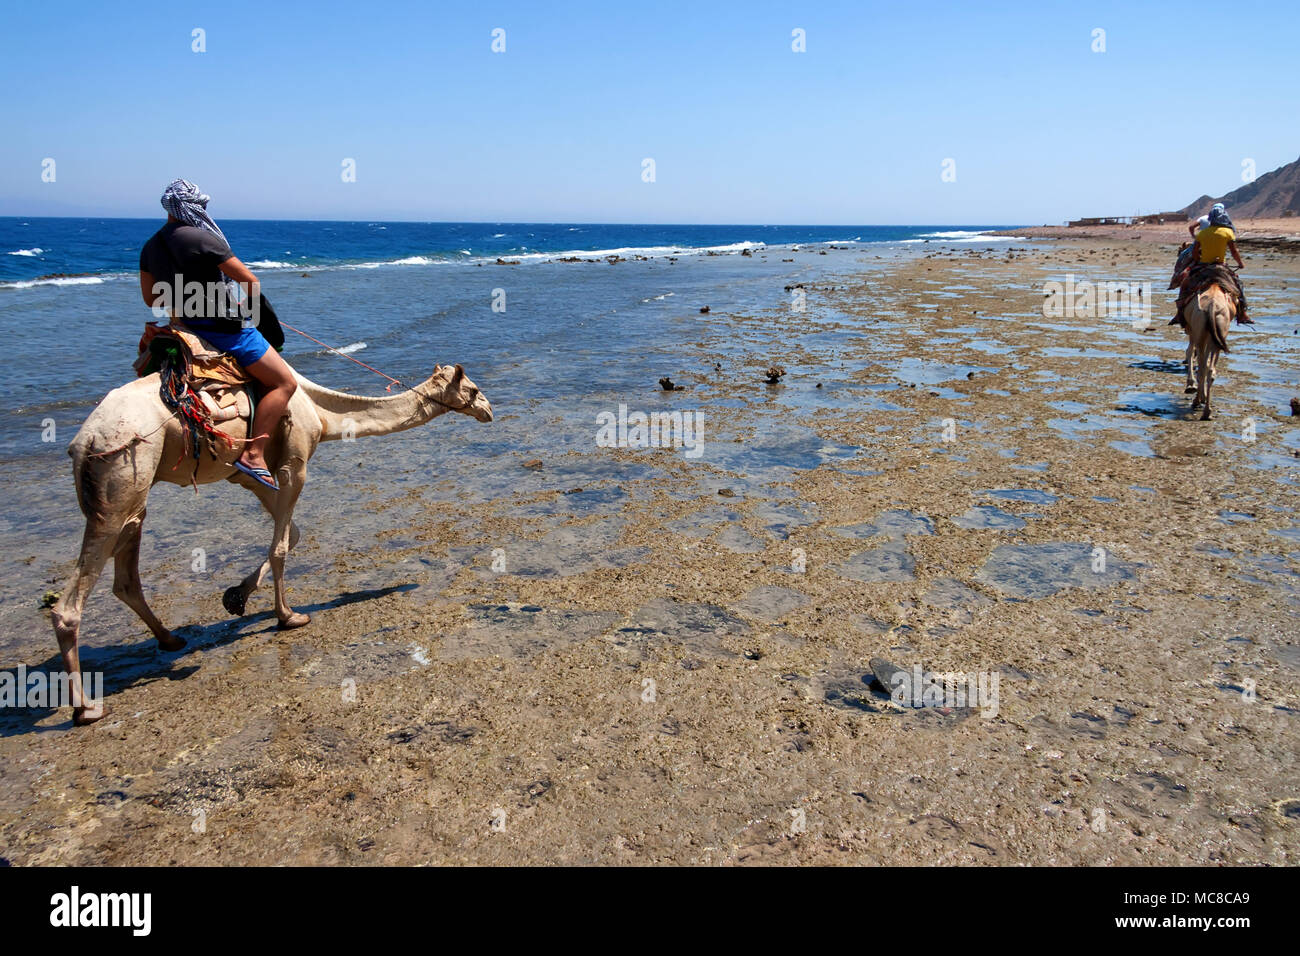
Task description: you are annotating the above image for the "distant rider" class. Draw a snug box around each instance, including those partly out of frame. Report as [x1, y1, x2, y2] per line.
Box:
[1171, 202, 1252, 326]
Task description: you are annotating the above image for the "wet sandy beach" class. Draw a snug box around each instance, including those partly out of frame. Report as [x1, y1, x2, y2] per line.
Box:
[2, 237, 1298, 865]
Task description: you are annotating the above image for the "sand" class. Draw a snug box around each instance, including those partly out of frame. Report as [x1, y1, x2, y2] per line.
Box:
[2, 237, 1298, 865]
[998, 218, 1300, 247]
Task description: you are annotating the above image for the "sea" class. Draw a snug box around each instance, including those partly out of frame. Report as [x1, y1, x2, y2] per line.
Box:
[0, 217, 1026, 666]
[1, 219, 1016, 287]
[0, 217, 1020, 456]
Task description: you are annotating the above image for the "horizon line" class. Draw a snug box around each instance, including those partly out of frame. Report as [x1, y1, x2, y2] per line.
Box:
[0, 215, 1033, 228]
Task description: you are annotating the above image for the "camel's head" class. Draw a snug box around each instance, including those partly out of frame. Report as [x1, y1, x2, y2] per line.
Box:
[430, 363, 493, 422]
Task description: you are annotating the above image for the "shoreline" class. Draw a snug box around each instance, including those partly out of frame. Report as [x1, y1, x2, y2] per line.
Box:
[994, 217, 1300, 251]
[0, 221, 1016, 287]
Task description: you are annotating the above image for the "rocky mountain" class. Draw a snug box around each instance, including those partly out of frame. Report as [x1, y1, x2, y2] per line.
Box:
[1179, 155, 1300, 219]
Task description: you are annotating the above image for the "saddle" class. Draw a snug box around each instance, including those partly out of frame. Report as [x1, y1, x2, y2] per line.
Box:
[1171, 262, 1246, 327]
[134, 323, 256, 461]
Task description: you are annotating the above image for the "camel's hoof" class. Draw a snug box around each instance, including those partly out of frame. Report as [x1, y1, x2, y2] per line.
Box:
[1184, 385, 1197, 394]
[278, 612, 311, 630]
[156, 632, 187, 653]
[1201, 409, 1213, 422]
[222, 586, 248, 617]
[73, 703, 106, 726]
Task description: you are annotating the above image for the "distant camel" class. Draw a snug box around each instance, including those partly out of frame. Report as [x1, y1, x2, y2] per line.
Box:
[1182, 285, 1233, 420]
[52, 362, 493, 724]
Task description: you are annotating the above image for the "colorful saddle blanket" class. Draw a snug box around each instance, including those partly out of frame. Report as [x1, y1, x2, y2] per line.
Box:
[134, 323, 255, 462]
[1175, 262, 1244, 315]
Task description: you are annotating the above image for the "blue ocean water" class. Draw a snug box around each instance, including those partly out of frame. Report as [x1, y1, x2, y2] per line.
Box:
[0, 219, 1025, 467]
[0, 218, 1015, 284]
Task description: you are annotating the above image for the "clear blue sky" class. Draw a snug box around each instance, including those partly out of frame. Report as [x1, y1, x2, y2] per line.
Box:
[2, 0, 1296, 224]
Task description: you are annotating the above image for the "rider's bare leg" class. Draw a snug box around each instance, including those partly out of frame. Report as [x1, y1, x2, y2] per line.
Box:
[238, 348, 297, 473]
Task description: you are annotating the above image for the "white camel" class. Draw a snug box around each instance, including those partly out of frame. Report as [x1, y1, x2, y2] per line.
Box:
[51, 361, 493, 724]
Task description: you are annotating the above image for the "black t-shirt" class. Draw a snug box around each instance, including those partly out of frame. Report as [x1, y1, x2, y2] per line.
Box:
[139, 221, 236, 326]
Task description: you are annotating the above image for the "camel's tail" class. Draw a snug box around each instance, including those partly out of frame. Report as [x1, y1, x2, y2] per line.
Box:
[1211, 317, 1230, 355]
[1200, 286, 1232, 355]
[69, 433, 113, 520]
[72, 452, 95, 518]
[1210, 289, 1231, 355]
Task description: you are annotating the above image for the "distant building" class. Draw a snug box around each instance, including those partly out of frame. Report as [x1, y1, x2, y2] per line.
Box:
[1132, 211, 1182, 225]
[1067, 212, 1183, 227]
[1067, 216, 1132, 227]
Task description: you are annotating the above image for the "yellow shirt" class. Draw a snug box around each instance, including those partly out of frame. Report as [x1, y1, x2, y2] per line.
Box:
[1196, 225, 1235, 263]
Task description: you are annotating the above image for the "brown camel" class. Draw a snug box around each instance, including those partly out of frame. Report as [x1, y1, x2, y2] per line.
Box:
[1182, 284, 1233, 420]
[51, 362, 493, 725]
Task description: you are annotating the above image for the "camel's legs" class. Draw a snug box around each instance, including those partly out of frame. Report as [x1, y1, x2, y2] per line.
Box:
[1193, 340, 1210, 417]
[224, 519, 300, 616]
[51, 520, 120, 724]
[111, 511, 186, 652]
[268, 466, 310, 629]
[1199, 342, 1218, 420]
[222, 481, 300, 616]
[1189, 339, 1204, 408]
[1184, 339, 1196, 393]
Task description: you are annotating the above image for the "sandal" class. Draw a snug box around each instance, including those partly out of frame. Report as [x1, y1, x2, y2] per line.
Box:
[233, 459, 279, 491]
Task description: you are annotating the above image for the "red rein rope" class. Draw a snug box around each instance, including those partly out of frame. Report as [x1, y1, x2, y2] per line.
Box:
[280, 322, 406, 392]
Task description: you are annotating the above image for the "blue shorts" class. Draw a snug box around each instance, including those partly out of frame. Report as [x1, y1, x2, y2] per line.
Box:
[187, 324, 271, 367]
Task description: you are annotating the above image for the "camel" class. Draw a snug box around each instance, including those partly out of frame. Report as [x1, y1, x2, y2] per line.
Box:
[51, 361, 493, 725]
[1182, 284, 1233, 420]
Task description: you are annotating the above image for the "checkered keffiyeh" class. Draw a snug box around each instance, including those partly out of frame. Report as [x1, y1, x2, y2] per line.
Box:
[1208, 203, 1235, 232]
[160, 178, 240, 307]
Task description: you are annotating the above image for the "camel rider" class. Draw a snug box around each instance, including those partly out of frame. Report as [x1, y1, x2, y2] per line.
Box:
[1172, 202, 1252, 326]
[1170, 214, 1211, 283]
[138, 179, 297, 490]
